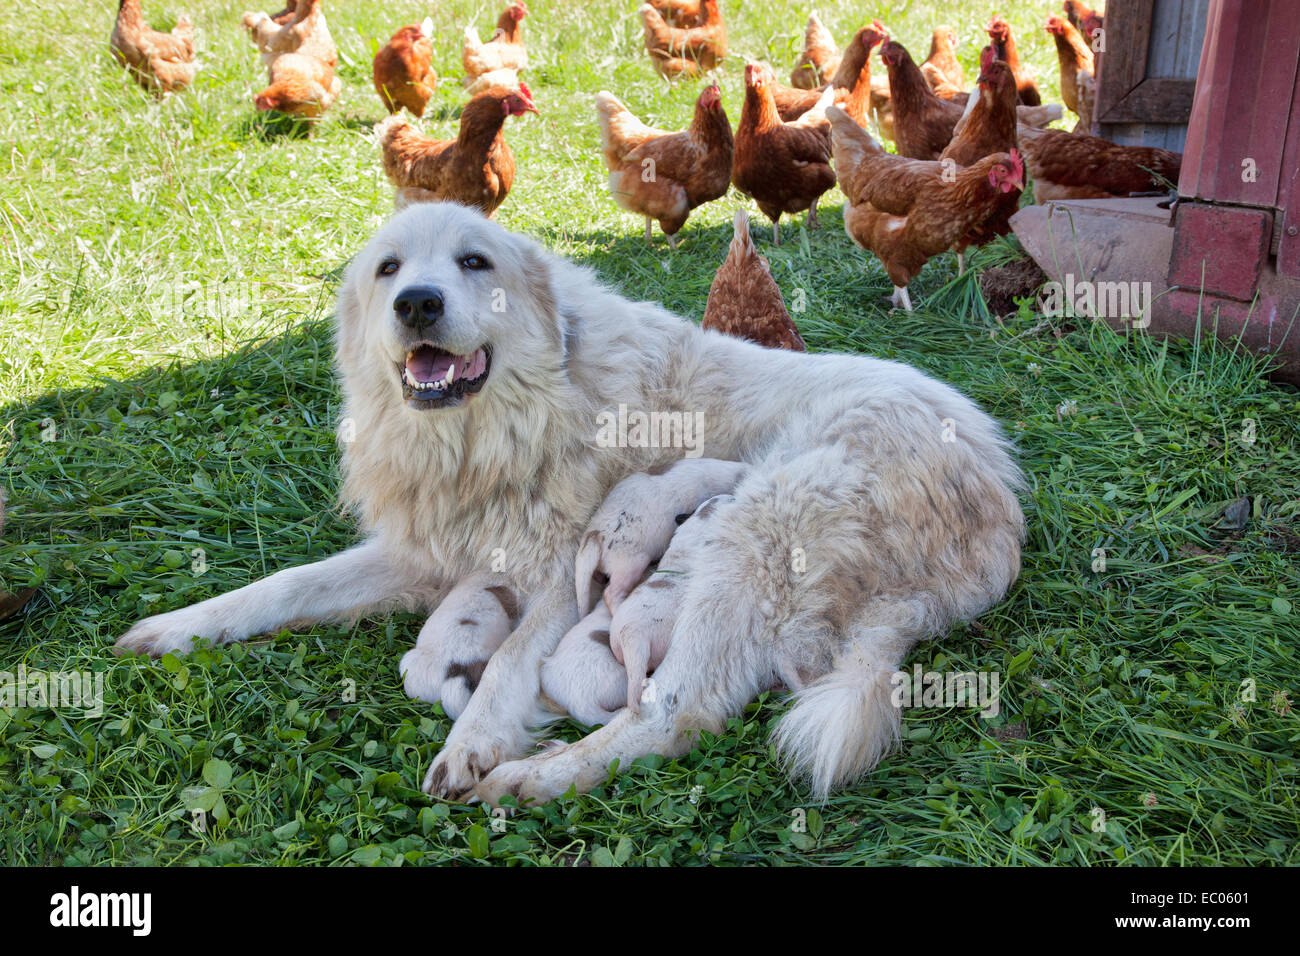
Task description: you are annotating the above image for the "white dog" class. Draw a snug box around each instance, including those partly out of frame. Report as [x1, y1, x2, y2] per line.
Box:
[115, 202, 1024, 804]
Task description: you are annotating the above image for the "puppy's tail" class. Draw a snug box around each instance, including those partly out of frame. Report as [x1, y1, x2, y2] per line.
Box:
[573, 531, 602, 615]
[772, 599, 930, 800]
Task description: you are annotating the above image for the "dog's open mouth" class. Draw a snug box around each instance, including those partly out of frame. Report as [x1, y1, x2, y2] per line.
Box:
[399, 344, 492, 409]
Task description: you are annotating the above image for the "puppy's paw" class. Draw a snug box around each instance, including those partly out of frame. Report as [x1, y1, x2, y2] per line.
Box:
[422, 740, 506, 801]
[398, 646, 472, 719]
[114, 610, 213, 658]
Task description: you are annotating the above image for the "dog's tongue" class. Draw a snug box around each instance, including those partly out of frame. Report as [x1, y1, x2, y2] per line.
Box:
[406, 346, 455, 384]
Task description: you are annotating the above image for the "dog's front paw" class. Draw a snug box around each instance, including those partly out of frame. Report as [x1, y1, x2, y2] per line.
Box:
[473, 748, 573, 807]
[114, 609, 213, 658]
[422, 741, 507, 801]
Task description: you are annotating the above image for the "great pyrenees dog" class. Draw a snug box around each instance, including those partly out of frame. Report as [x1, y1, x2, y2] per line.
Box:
[116, 202, 1024, 804]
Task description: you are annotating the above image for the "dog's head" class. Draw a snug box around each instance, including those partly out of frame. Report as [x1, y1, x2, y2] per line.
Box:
[335, 202, 560, 414]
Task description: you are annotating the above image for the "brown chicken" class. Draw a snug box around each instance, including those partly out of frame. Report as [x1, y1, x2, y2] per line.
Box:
[463, 2, 529, 82]
[921, 26, 965, 99]
[376, 84, 538, 214]
[255, 55, 341, 116]
[987, 17, 1040, 106]
[880, 38, 965, 160]
[1045, 14, 1094, 121]
[882, 38, 1060, 158]
[702, 209, 806, 351]
[374, 18, 437, 116]
[243, 0, 337, 68]
[1064, 0, 1105, 32]
[111, 0, 198, 94]
[647, 0, 705, 26]
[941, 50, 1017, 168]
[773, 25, 881, 123]
[790, 14, 840, 89]
[595, 83, 734, 248]
[247, 0, 339, 116]
[829, 106, 1024, 311]
[638, 0, 726, 79]
[733, 64, 836, 244]
[1018, 128, 1182, 203]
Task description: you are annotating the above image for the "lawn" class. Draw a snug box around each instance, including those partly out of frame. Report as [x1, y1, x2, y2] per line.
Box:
[0, 0, 1297, 866]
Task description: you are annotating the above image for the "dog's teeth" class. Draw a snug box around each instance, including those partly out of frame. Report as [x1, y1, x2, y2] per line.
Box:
[446, 363, 456, 385]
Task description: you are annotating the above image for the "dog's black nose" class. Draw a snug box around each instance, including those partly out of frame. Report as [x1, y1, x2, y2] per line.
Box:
[393, 286, 445, 328]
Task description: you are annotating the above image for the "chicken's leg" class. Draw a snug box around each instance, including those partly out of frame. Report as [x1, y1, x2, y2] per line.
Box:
[956, 252, 965, 275]
[772, 217, 781, 245]
[666, 233, 679, 251]
[891, 285, 913, 311]
[644, 217, 653, 243]
[806, 205, 820, 230]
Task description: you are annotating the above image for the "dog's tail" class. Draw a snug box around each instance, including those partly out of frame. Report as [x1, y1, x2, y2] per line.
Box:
[771, 598, 930, 800]
[573, 530, 602, 615]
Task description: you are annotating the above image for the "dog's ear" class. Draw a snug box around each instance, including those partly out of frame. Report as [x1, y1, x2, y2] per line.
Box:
[333, 256, 367, 360]
[510, 234, 563, 350]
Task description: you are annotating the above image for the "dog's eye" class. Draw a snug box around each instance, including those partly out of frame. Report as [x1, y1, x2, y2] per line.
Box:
[377, 258, 400, 278]
[459, 254, 491, 272]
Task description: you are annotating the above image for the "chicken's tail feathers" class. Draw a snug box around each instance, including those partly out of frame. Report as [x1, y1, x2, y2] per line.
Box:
[805, 12, 833, 48]
[730, 206, 756, 255]
[1017, 103, 1063, 128]
[374, 113, 409, 146]
[826, 105, 877, 151]
[637, 3, 666, 30]
[812, 83, 837, 112]
[594, 90, 631, 158]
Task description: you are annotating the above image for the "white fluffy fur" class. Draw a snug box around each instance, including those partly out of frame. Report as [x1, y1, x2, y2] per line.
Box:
[116, 202, 1025, 804]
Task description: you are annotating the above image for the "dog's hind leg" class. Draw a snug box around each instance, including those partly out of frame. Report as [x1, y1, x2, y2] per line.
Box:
[115, 539, 437, 658]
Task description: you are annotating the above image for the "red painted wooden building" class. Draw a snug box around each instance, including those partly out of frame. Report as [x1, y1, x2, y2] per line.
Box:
[1015, 0, 1300, 382]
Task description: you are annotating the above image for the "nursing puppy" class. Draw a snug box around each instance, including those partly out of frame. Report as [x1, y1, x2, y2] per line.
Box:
[116, 202, 1024, 805]
[608, 493, 731, 712]
[574, 457, 747, 614]
[539, 603, 625, 726]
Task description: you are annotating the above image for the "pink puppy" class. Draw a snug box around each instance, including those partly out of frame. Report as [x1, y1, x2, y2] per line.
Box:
[539, 603, 627, 726]
[575, 458, 746, 615]
[610, 493, 733, 712]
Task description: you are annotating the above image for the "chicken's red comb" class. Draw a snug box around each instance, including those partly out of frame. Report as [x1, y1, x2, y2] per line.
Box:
[980, 45, 995, 68]
[1009, 147, 1024, 176]
[518, 81, 533, 100]
[872, 18, 889, 35]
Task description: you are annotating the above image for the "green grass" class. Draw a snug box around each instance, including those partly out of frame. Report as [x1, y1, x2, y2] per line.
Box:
[1, 0, 1297, 866]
